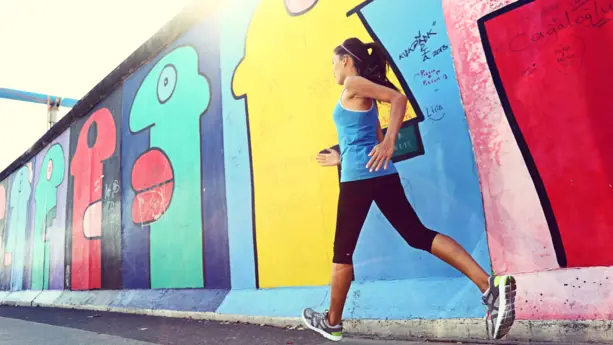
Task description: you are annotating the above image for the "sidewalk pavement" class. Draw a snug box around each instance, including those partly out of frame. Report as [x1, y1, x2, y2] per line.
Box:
[0, 313, 426, 345]
[0, 306, 603, 345]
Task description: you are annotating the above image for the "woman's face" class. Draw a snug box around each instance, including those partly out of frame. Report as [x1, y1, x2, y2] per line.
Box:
[332, 53, 347, 85]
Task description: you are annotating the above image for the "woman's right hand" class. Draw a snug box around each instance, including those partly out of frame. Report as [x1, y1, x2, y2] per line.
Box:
[316, 148, 340, 167]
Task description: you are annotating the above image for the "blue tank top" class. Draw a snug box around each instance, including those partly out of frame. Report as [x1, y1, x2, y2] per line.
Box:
[332, 94, 398, 183]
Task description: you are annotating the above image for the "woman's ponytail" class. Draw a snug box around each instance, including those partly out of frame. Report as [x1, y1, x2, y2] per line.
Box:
[363, 42, 398, 91]
[334, 38, 399, 91]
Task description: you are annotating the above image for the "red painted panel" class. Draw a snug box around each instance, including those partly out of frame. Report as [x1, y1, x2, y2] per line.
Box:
[483, 0, 613, 267]
[70, 108, 116, 290]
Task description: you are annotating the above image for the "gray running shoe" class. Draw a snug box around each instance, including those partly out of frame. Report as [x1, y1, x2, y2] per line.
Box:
[482, 274, 517, 339]
[301, 308, 343, 342]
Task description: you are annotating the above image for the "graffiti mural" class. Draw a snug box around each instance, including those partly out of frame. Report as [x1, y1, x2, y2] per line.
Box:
[234, 0, 425, 288]
[0, 179, 9, 289]
[348, 0, 488, 282]
[480, 0, 613, 268]
[123, 46, 209, 289]
[0, 0, 488, 292]
[31, 132, 70, 290]
[122, 20, 230, 289]
[0, 0, 609, 324]
[4, 165, 33, 291]
[442, 0, 613, 321]
[442, 0, 558, 274]
[66, 92, 122, 290]
[233, 0, 488, 288]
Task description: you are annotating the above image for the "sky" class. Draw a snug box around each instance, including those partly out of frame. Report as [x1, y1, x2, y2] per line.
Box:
[0, 0, 191, 172]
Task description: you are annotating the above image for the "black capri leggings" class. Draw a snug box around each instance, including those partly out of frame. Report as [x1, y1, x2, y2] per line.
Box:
[333, 173, 439, 264]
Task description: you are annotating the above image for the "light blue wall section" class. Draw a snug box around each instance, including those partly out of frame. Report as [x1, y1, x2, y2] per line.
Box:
[219, 0, 260, 290]
[6, 165, 33, 291]
[217, 277, 485, 319]
[351, 0, 491, 282]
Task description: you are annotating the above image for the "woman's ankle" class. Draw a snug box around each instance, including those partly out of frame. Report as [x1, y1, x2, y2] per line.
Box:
[327, 312, 342, 326]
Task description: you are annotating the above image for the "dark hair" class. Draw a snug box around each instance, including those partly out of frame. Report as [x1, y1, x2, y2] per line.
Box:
[334, 37, 398, 91]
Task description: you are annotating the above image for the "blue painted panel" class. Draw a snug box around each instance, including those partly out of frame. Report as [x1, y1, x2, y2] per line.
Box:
[110, 289, 167, 309]
[219, 0, 260, 290]
[217, 285, 330, 317]
[49, 131, 70, 290]
[351, 0, 491, 281]
[216, 276, 485, 319]
[121, 65, 152, 289]
[179, 16, 231, 289]
[154, 289, 229, 312]
[54, 290, 121, 306]
[23, 161, 36, 291]
[110, 289, 229, 312]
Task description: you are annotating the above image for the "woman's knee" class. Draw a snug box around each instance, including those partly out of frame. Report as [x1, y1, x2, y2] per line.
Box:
[332, 243, 355, 265]
[405, 228, 439, 253]
[333, 247, 354, 265]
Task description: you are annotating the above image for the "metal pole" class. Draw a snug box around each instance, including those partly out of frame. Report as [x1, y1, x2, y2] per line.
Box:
[0, 88, 78, 107]
[47, 97, 60, 130]
[1, 87, 78, 130]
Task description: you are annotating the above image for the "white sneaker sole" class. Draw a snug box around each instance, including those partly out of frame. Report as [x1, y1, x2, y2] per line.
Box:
[493, 276, 517, 339]
[301, 309, 343, 342]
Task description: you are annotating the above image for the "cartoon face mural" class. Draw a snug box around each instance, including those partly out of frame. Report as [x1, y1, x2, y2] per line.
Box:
[31, 144, 65, 290]
[0, 0, 608, 324]
[70, 108, 117, 290]
[128, 45, 211, 289]
[5, 165, 33, 291]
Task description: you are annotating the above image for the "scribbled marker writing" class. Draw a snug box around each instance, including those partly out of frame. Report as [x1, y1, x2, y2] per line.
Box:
[417, 68, 449, 86]
[425, 104, 445, 121]
[509, 0, 613, 51]
[398, 21, 450, 62]
[399, 21, 438, 61]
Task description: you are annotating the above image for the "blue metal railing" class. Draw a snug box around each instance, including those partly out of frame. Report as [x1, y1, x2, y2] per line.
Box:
[0, 87, 79, 107]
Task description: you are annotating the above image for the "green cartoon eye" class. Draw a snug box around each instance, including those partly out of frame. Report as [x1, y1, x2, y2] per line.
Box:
[157, 64, 177, 104]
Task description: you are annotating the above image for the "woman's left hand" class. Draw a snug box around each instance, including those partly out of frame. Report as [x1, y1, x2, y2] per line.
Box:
[367, 137, 395, 172]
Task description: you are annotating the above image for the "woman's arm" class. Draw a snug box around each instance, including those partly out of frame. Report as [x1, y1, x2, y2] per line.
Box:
[344, 76, 407, 142]
[344, 76, 407, 171]
[316, 148, 340, 167]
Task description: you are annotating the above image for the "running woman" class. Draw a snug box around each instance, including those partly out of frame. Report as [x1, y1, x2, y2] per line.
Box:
[301, 37, 517, 342]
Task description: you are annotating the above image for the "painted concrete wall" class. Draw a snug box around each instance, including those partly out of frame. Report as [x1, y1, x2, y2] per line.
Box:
[0, 0, 611, 322]
[443, 0, 613, 319]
